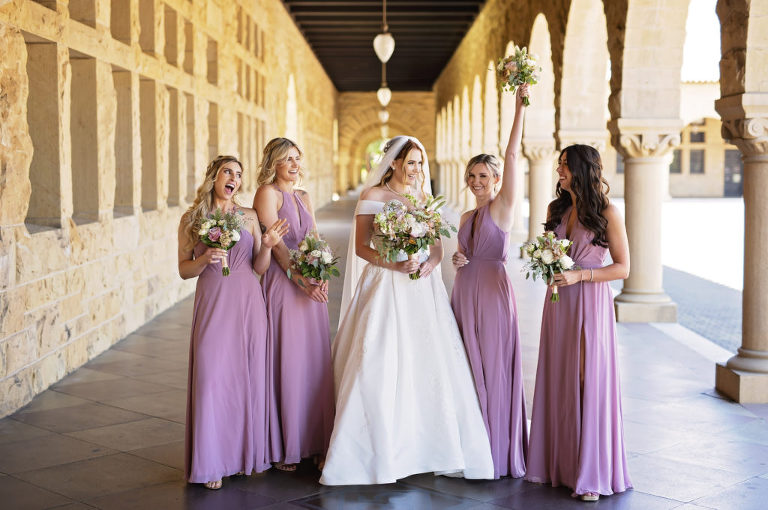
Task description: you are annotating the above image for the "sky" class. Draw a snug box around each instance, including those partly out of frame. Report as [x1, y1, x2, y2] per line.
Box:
[681, 0, 721, 82]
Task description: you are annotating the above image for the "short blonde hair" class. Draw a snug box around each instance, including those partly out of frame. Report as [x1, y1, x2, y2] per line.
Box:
[257, 137, 304, 186]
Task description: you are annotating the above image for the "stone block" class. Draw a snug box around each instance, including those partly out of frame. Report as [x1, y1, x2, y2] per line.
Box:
[716, 363, 768, 403]
[614, 300, 678, 323]
[5, 329, 38, 375]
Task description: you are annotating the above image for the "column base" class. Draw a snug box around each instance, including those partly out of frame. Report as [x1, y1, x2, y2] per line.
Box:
[614, 295, 677, 322]
[716, 363, 768, 403]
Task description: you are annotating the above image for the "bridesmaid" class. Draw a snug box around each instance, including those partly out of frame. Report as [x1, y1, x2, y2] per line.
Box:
[451, 84, 528, 479]
[178, 155, 289, 490]
[525, 145, 632, 501]
[254, 138, 335, 472]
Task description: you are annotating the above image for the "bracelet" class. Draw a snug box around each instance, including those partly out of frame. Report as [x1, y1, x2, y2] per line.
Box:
[589, 268, 594, 282]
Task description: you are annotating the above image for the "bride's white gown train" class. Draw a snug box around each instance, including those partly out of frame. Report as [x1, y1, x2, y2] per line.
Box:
[320, 200, 494, 486]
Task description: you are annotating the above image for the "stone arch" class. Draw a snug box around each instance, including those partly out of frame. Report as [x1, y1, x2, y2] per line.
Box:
[285, 74, 298, 141]
[558, 0, 610, 150]
[484, 61, 499, 155]
[523, 13, 557, 241]
[460, 86, 472, 210]
[471, 74, 483, 155]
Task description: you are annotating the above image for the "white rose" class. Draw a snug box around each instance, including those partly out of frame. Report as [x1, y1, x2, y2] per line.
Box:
[532, 249, 542, 260]
[218, 220, 225, 226]
[230, 230, 240, 242]
[299, 241, 309, 252]
[198, 228, 208, 236]
[560, 255, 574, 270]
[321, 251, 333, 264]
[541, 249, 554, 265]
[310, 249, 322, 258]
[410, 222, 428, 238]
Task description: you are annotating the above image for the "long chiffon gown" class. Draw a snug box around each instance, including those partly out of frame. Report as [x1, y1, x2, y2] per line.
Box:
[525, 207, 632, 496]
[320, 199, 494, 485]
[186, 228, 270, 483]
[450, 203, 527, 479]
[261, 186, 335, 465]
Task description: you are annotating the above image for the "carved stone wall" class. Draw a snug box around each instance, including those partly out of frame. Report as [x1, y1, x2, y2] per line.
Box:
[0, 0, 337, 417]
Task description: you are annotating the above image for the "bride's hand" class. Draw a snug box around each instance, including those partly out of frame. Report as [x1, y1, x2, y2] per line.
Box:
[419, 259, 437, 279]
[393, 258, 420, 275]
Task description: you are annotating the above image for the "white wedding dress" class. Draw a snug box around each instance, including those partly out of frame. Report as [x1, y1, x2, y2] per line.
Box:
[319, 199, 494, 485]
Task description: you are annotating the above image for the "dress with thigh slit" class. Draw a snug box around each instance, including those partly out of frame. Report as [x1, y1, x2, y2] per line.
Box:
[525, 206, 632, 496]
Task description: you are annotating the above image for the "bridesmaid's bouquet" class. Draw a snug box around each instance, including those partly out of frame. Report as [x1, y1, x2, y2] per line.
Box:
[286, 233, 340, 286]
[523, 231, 575, 302]
[374, 195, 456, 280]
[496, 45, 541, 106]
[198, 208, 244, 276]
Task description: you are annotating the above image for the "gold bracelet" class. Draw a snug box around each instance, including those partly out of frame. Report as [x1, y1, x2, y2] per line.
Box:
[589, 268, 594, 282]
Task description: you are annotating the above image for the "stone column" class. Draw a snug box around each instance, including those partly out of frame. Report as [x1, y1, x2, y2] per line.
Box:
[522, 139, 556, 241]
[715, 100, 768, 402]
[608, 119, 681, 322]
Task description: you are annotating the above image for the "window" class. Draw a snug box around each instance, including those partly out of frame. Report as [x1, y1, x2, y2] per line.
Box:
[689, 131, 705, 143]
[690, 149, 705, 174]
[669, 149, 681, 174]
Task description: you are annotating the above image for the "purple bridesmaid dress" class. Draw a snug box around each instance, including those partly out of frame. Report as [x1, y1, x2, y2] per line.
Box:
[525, 207, 633, 495]
[261, 186, 335, 464]
[451, 203, 528, 479]
[186, 228, 270, 483]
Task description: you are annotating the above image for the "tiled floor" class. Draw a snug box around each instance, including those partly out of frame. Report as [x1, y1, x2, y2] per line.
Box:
[1, 194, 766, 510]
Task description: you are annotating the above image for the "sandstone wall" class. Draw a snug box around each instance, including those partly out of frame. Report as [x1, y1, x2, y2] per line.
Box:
[0, 0, 337, 417]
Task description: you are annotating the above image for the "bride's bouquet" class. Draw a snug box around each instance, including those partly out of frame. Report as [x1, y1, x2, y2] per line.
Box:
[374, 195, 456, 280]
[496, 45, 541, 106]
[286, 232, 340, 286]
[522, 231, 575, 302]
[198, 208, 244, 276]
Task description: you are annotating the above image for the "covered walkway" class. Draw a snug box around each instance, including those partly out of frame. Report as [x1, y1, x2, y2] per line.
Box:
[0, 195, 766, 510]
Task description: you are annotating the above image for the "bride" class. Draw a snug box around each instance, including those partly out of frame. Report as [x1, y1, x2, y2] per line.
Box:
[320, 136, 494, 485]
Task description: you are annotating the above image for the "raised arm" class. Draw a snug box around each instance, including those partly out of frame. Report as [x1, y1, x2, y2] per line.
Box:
[491, 84, 528, 231]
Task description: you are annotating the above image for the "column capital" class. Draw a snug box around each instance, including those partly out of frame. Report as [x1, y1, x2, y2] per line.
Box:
[522, 138, 557, 162]
[715, 93, 768, 157]
[608, 118, 683, 159]
[557, 129, 608, 153]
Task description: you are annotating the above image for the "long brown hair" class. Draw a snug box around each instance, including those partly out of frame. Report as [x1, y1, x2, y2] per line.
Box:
[181, 155, 243, 250]
[544, 144, 610, 247]
[378, 138, 427, 196]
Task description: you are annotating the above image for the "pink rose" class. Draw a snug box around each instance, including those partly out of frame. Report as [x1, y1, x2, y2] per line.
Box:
[208, 227, 221, 242]
[505, 61, 518, 72]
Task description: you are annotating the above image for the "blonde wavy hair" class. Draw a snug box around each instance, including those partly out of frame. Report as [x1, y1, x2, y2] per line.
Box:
[464, 154, 502, 192]
[257, 137, 304, 186]
[181, 155, 244, 251]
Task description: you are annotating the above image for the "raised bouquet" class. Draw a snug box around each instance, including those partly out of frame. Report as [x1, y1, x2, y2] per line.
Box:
[286, 232, 340, 286]
[496, 45, 541, 106]
[373, 195, 456, 280]
[198, 208, 244, 276]
[523, 231, 575, 302]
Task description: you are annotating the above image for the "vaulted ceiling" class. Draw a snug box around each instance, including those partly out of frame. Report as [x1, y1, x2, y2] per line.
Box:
[280, 0, 487, 91]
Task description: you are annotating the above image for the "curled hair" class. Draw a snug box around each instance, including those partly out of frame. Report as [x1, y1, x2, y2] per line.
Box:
[464, 154, 502, 189]
[544, 144, 610, 247]
[257, 137, 304, 186]
[181, 155, 243, 251]
[378, 138, 427, 196]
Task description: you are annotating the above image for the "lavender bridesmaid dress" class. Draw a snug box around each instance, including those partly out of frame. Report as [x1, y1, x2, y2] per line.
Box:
[186, 228, 270, 483]
[451, 203, 527, 479]
[262, 186, 334, 464]
[525, 207, 632, 495]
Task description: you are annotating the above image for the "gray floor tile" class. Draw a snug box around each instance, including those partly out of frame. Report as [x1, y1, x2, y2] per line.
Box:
[401, 473, 529, 502]
[66, 417, 184, 451]
[85, 356, 184, 379]
[105, 390, 187, 424]
[133, 323, 192, 341]
[128, 440, 185, 471]
[0, 433, 115, 473]
[691, 476, 768, 510]
[627, 454, 750, 502]
[50, 368, 123, 389]
[128, 369, 189, 391]
[53, 377, 174, 403]
[12, 403, 149, 434]
[112, 334, 190, 359]
[16, 453, 181, 501]
[292, 484, 478, 510]
[14, 391, 92, 415]
[233, 462, 330, 502]
[0, 474, 73, 509]
[0, 418, 52, 446]
[651, 437, 768, 477]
